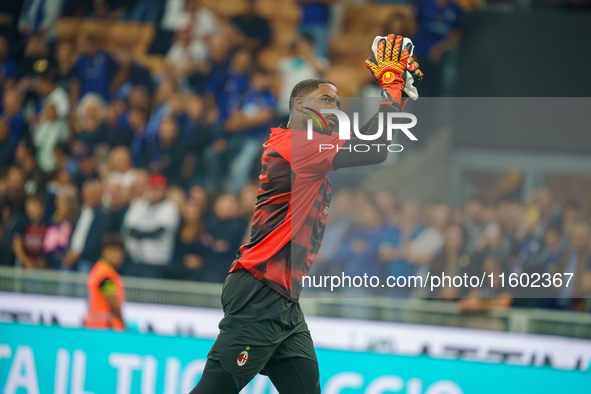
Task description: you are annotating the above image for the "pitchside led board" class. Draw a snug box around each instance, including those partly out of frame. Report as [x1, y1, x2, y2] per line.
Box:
[1, 323, 589, 394]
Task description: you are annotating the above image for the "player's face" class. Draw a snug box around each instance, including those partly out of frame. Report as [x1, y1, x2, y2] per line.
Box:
[303, 83, 341, 132]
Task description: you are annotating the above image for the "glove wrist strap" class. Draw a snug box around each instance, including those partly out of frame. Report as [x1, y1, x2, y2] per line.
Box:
[380, 87, 403, 110]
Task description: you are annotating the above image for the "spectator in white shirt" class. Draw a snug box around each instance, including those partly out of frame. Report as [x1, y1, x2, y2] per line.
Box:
[404, 202, 451, 266]
[122, 174, 180, 278]
[36, 72, 70, 120]
[33, 101, 68, 172]
[276, 34, 329, 124]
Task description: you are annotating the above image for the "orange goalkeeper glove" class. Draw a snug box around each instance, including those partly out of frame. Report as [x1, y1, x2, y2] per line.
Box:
[365, 34, 416, 110]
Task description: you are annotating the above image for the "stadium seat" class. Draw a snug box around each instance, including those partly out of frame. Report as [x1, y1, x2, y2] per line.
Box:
[106, 22, 154, 52]
[325, 65, 362, 97]
[56, 17, 81, 42]
[137, 55, 167, 75]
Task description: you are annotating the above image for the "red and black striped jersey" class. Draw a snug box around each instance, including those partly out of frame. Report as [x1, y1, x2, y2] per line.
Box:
[230, 127, 344, 300]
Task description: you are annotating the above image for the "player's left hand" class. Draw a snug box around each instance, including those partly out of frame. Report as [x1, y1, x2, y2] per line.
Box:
[366, 34, 424, 108]
[365, 34, 412, 108]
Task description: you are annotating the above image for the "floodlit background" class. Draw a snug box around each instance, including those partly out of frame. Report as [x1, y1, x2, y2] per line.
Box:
[1, 0, 591, 393]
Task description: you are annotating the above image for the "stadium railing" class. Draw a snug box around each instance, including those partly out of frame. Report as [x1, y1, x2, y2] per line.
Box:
[1, 266, 590, 339]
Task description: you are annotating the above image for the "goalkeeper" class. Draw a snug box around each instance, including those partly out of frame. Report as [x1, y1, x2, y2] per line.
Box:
[190, 34, 423, 394]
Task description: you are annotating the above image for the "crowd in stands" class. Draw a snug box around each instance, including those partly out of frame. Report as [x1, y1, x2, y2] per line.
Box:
[312, 187, 591, 312]
[13, 0, 586, 308]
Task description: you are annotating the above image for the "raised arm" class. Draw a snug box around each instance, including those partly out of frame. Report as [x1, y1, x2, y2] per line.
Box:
[332, 34, 423, 170]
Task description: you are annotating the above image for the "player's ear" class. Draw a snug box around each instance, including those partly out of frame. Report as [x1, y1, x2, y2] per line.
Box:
[294, 97, 304, 112]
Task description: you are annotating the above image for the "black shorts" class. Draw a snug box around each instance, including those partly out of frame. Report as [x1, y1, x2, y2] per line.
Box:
[207, 269, 317, 381]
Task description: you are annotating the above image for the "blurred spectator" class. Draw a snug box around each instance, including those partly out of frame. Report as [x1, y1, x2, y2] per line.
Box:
[237, 182, 257, 244]
[188, 184, 208, 211]
[12, 194, 47, 268]
[2, 89, 27, 144]
[16, 139, 47, 195]
[122, 174, 180, 278]
[131, 168, 148, 200]
[32, 101, 68, 172]
[375, 190, 398, 226]
[71, 33, 119, 104]
[55, 40, 76, 90]
[0, 167, 28, 265]
[471, 221, 511, 272]
[0, 36, 18, 92]
[430, 224, 468, 300]
[231, 0, 271, 50]
[73, 93, 107, 156]
[462, 196, 486, 255]
[223, 67, 275, 193]
[543, 220, 565, 270]
[405, 202, 449, 267]
[36, 67, 69, 120]
[105, 183, 129, 233]
[459, 253, 513, 313]
[562, 199, 582, 236]
[171, 198, 206, 280]
[0, 120, 16, 169]
[238, 183, 257, 217]
[379, 199, 423, 291]
[149, 116, 193, 187]
[200, 193, 247, 282]
[340, 199, 386, 279]
[106, 146, 136, 195]
[144, 75, 177, 144]
[553, 222, 591, 311]
[275, 34, 328, 125]
[166, 185, 186, 209]
[18, 0, 62, 43]
[18, 34, 58, 99]
[413, 0, 464, 97]
[118, 108, 147, 167]
[297, 0, 334, 57]
[314, 188, 355, 273]
[62, 179, 107, 272]
[175, 0, 218, 49]
[183, 94, 213, 186]
[44, 186, 77, 269]
[166, 29, 209, 83]
[72, 150, 99, 191]
[206, 48, 252, 124]
[112, 46, 153, 99]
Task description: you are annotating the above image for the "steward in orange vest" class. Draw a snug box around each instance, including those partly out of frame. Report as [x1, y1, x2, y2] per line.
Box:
[83, 234, 126, 330]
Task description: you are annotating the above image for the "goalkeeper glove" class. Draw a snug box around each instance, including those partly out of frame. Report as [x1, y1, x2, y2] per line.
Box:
[365, 34, 421, 110]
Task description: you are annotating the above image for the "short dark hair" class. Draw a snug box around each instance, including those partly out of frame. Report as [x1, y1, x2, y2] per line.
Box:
[289, 78, 335, 112]
[102, 233, 125, 250]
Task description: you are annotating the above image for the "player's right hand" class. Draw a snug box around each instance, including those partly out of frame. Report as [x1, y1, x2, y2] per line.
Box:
[365, 34, 413, 107]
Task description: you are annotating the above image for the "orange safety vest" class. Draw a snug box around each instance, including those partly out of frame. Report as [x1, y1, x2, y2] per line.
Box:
[83, 259, 125, 330]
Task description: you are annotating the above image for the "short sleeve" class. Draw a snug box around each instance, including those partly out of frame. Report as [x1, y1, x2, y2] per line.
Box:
[99, 278, 117, 297]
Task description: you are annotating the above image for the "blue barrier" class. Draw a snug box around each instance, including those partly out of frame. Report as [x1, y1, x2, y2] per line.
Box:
[1, 323, 589, 394]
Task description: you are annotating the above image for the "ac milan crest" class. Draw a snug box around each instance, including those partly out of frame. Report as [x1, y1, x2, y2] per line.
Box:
[237, 348, 249, 366]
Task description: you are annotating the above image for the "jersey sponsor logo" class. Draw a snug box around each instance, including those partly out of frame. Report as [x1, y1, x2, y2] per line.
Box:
[237, 347, 250, 367]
